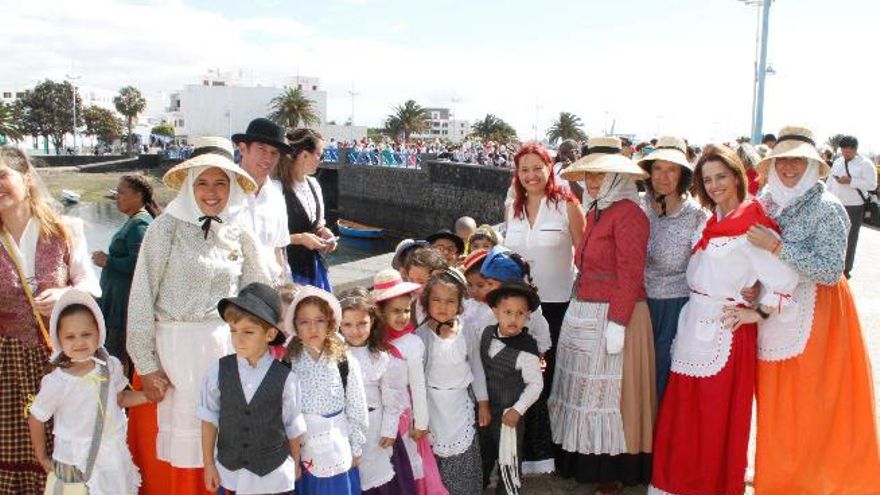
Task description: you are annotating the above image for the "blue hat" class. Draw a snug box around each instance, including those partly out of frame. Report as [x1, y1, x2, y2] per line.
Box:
[480, 246, 524, 283]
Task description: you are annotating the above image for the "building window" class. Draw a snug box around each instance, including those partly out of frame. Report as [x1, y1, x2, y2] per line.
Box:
[212, 81, 225, 86]
[441, 122, 448, 128]
[442, 130, 448, 135]
[312, 85, 317, 90]
[203, 80, 209, 86]
[2, 92, 10, 98]
[16, 92, 24, 98]
[297, 84, 303, 90]
[431, 112, 440, 120]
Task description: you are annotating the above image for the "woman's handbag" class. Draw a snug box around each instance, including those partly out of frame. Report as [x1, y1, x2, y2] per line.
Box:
[43, 361, 110, 495]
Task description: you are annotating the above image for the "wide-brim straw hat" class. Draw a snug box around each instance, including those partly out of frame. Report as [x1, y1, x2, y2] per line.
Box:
[283, 285, 343, 339]
[163, 136, 258, 195]
[371, 268, 422, 303]
[757, 126, 830, 178]
[638, 136, 693, 172]
[562, 136, 648, 181]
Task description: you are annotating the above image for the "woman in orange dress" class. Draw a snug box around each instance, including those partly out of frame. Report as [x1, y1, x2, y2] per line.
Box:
[749, 126, 880, 494]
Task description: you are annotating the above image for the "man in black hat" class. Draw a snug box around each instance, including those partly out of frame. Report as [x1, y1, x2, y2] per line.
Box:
[232, 118, 295, 281]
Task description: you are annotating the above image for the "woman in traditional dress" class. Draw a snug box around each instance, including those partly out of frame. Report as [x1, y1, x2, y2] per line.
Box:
[503, 142, 584, 474]
[0, 146, 100, 494]
[637, 136, 709, 401]
[750, 126, 880, 494]
[549, 138, 656, 494]
[648, 144, 799, 495]
[126, 137, 270, 495]
[277, 128, 336, 290]
[91, 174, 161, 363]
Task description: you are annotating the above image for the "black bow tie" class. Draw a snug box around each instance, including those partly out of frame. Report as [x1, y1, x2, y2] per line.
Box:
[198, 215, 223, 239]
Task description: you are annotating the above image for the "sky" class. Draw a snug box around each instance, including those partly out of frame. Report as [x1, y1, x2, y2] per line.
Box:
[2, 0, 878, 152]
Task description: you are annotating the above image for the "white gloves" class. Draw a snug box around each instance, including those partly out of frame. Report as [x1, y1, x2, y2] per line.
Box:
[605, 321, 626, 355]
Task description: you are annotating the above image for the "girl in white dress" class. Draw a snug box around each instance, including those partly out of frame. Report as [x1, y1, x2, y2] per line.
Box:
[27, 289, 146, 495]
[337, 287, 415, 494]
[416, 267, 489, 495]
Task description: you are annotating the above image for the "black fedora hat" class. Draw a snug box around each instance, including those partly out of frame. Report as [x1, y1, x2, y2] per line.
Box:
[486, 281, 541, 312]
[231, 118, 293, 154]
[217, 282, 285, 346]
[425, 230, 465, 255]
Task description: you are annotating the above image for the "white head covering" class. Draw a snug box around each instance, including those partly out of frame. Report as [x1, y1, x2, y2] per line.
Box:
[49, 289, 107, 363]
[164, 165, 249, 228]
[583, 173, 640, 218]
[762, 158, 821, 210]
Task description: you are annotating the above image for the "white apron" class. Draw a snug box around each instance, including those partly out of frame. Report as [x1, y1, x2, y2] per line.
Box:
[156, 319, 231, 468]
[359, 407, 395, 490]
[301, 411, 353, 478]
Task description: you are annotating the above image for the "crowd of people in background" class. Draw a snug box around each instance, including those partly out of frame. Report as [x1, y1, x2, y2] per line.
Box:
[0, 116, 879, 495]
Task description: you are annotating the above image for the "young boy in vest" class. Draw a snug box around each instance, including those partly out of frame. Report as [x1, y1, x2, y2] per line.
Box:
[480, 282, 544, 494]
[198, 282, 306, 495]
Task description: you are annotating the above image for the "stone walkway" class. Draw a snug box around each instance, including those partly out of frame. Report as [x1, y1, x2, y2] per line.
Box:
[519, 225, 880, 495]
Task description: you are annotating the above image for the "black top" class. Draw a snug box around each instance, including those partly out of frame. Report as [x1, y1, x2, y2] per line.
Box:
[282, 178, 325, 279]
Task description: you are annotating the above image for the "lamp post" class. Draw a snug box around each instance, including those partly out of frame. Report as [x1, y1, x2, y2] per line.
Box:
[739, 0, 774, 144]
[451, 97, 460, 143]
[66, 73, 81, 154]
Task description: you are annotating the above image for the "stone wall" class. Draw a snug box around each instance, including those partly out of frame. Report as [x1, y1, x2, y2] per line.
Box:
[324, 160, 512, 237]
[32, 155, 126, 167]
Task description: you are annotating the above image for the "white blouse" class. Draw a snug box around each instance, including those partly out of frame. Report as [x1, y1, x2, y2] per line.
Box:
[389, 333, 430, 431]
[461, 300, 552, 354]
[349, 346, 407, 439]
[290, 350, 369, 457]
[2, 216, 100, 296]
[505, 199, 575, 303]
[291, 176, 326, 229]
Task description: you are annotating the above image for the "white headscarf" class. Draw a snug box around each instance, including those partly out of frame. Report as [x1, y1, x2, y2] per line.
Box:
[762, 158, 820, 210]
[583, 173, 640, 219]
[164, 165, 248, 230]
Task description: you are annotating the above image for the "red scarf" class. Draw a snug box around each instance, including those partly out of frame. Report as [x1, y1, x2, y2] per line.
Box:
[692, 200, 779, 253]
[384, 323, 415, 359]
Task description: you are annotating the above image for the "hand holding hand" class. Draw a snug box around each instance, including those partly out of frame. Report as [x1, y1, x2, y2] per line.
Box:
[722, 305, 762, 331]
[740, 281, 762, 304]
[409, 427, 428, 441]
[141, 371, 170, 402]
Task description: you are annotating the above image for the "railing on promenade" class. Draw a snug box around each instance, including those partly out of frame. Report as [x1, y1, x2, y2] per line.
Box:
[321, 148, 423, 169]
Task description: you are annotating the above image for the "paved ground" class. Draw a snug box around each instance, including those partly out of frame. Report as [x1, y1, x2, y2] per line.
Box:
[517, 225, 880, 495]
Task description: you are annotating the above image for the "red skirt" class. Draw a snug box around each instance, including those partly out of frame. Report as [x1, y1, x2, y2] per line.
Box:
[650, 324, 756, 495]
[128, 374, 214, 495]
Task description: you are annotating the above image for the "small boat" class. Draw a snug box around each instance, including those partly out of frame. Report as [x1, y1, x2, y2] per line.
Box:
[62, 190, 81, 204]
[337, 219, 385, 239]
[106, 188, 118, 199]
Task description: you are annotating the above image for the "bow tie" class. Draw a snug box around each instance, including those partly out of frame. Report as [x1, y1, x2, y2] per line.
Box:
[198, 215, 223, 239]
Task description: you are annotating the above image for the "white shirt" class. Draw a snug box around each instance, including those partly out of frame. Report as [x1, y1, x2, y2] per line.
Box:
[240, 179, 290, 280]
[828, 155, 878, 206]
[349, 346, 407, 439]
[197, 352, 306, 495]
[505, 199, 575, 303]
[2, 216, 100, 296]
[487, 334, 543, 415]
[389, 333, 430, 431]
[461, 298, 553, 354]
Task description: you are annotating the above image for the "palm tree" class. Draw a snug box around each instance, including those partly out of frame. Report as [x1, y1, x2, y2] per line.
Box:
[546, 112, 586, 144]
[269, 87, 320, 129]
[0, 102, 22, 142]
[385, 100, 429, 142]
[114, 86, 146, 156]
[470, 114, 518, 144]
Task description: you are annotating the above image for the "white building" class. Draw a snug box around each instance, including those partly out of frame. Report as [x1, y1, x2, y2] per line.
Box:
[166, 71, 365, 145]
[410, 107, 469, 143]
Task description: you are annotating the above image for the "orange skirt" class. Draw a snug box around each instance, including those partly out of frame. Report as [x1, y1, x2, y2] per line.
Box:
[755, 279, 880, 494]
[128, 374, 214, 495]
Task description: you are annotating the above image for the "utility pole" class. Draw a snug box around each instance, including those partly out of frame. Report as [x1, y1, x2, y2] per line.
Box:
[66, 73, 81, 154]
[348, 81, 359, 126]
[451, 97, 461, 142]
[739, 0, 774, 144]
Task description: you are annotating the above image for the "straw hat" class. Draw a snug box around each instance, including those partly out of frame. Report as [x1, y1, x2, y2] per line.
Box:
[283, 285, 343, 338]
[371, 268, 422, 303]
[562, 136, 648, 181]
[637, 136, 692, 172]
[163, 137, 258, 194]
[757, 126, 830, 178]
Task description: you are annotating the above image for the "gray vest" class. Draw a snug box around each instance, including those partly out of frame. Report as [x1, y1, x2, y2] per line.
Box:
[480, 325, 535, 415]
[217, 355, 290, 476]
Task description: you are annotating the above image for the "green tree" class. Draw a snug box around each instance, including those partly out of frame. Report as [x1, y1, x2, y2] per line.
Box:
[16, 80, 83, 154]
[385, 100, 429, 142]
[83, 106, 124, 144]
[546, 112, 586, 144]
[0, 102, 22, 142]
[470, 114, 518, 144]
[151, 123, 175, 137]
[268, 87, 320, 128]
[114, 86, 146, 156]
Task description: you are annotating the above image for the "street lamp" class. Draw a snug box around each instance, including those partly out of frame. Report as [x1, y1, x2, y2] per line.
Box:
[66, 73, 81, 154]
[738, 0, 774, 144]
[451, 97, 461, 143]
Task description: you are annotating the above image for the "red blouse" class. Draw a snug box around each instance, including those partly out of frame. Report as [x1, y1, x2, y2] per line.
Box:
[574, 199, 649, 325]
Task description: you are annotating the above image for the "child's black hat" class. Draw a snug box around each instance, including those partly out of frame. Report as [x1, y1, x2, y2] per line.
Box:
[217, 282, 285, 345]
[486, 281, 540, 312]
[426, 230, 465, 255]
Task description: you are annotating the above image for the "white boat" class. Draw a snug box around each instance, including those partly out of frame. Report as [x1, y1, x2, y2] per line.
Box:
[106, 188, 118, 199]
[62, 190, 81, 204]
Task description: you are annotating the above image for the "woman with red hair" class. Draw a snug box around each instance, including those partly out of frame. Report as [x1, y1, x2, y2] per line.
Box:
[502, 142, 585, 474]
